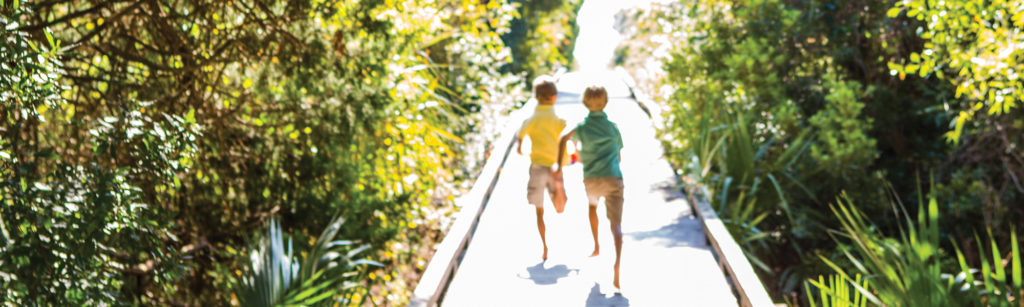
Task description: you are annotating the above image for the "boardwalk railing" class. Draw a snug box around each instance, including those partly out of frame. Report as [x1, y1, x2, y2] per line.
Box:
[413, 70, 777, 306]
[409, 104, 530, 307]
[686, 185, 777, 307]
[619, 69, 777, 307]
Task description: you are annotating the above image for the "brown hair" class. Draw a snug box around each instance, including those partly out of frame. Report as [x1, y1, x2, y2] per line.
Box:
[582, 86, 608, 111]
[533, 76, 558, 101]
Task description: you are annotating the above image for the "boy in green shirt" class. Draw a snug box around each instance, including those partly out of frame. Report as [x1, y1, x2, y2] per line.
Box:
[556, 86, 625, 288]
[517, 76, 566, 261]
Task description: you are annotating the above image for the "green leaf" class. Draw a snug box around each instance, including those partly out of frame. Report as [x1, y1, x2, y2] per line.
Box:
[185, 109, 196, 124]
[285, 276, 335, 304]
[45, 31, 55, 50]
[1012, 229, 1021, 288]
[953, 241, 976, 286]
[886, 7, 901, 18]
[14, 0, 19, 10]
[991, 229, 1006, 284]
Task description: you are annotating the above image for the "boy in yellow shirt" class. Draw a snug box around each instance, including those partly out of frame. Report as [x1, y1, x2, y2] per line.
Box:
[517, 76, 566, 260]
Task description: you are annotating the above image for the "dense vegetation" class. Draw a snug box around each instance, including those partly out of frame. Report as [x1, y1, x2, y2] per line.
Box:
[619, 0, 1022, 305]
[0, 0, 577, 305]
[6, 0, 1018, 304]
[502, 0, 581, 82]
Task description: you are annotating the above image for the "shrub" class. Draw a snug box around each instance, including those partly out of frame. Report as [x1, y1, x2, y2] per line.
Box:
[2, 0, 535, 304]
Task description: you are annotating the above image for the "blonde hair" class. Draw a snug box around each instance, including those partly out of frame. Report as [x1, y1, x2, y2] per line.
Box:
[533, 76, 558, 101]
[582, 86, 608, 111]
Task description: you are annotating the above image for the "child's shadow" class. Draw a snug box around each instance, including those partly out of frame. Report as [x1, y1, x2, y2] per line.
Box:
[585, 283, 630, 306]
[516, 262, 578, 285]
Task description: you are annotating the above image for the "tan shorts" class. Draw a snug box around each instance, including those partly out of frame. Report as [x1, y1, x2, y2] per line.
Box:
[584, 177, 624, 225]
[526, 164, 555, 207]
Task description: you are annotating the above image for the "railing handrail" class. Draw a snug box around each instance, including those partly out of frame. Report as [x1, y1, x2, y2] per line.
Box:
[409, 101, 532, 307]
[686, 185, 777, 307]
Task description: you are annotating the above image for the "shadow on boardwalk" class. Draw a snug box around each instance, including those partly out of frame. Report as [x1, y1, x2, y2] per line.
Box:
[518, 262, 579, 285]
[438, 77, 738, 306]
[626, 215, 706, 249]
[585, 283, 630, 307]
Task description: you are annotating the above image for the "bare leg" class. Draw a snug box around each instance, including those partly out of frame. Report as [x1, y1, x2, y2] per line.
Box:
[611, 222, 623, 288]
[588, 205, 600, 256]
[536, 206, 549, 260]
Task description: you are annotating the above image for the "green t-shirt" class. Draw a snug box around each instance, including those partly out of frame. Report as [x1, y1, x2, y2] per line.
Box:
[572, 111, 623, 179]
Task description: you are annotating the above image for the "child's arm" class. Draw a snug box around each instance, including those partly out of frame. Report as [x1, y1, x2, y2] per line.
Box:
[517, 134, 524, 155]
[517, 120, 531, 155]
[615, 125, 623, 161]
[556, 130, 576, 174]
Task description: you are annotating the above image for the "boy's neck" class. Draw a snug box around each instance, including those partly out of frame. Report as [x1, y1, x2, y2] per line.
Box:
[537, 96, 556, 106]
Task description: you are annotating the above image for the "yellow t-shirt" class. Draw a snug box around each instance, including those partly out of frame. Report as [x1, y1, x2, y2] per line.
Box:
[520, 104, 566, 167]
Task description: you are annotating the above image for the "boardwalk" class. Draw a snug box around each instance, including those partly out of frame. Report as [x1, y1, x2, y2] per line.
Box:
[438, 72, 738, 306]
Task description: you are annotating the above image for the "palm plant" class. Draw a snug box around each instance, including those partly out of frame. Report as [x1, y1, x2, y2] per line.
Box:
[949, 229, 1023, 306]
[805, 274, 869, 307]
[812, 195, 1024, 306]
[235, 216, 381, 307]
[687, 100, 818, 276]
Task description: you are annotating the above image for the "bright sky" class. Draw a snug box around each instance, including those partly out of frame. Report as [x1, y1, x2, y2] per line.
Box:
[573, 0, 673, 71]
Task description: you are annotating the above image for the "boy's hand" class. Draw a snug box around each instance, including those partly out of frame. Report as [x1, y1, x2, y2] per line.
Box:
[556, 130, 575, 174]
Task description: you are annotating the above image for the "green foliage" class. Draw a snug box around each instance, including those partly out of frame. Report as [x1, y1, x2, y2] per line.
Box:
[652, 0, 901, 297]
[629, 0, 1022, 302]
[805, 274, 868, 307]
[1, 0, 535, 304]
[887, 0, 1024, 237]
[808, 72, 877, 176]
[235, 217, 380, 307]
[502, 0, 582, 81]
[812, 196, 1024, 306]
[1, 3, 191, 304]
[886, 0, 1024, 144]
[822, 197, 947, 306]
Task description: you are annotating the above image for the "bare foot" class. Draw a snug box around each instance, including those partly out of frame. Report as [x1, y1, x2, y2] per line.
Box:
[589, 247, 600, 257]
[542, 246, 548, 260]
[613, 264, 620, 288]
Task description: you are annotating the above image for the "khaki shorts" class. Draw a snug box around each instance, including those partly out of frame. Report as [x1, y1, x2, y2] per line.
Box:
[526, 164, 555, 207]
[584, 177, 624, 225]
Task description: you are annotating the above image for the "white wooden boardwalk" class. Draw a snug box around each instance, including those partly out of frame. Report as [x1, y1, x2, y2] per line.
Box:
[439, 73, 738, 307]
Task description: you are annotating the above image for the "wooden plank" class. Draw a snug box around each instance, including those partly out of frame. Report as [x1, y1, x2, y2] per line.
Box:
[616, 68, 775, 307]
[687, 185, 777, 307]
[615, 67, 664, 131]
[409, 103, 532, 307]
[441, 91, 738, 306]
